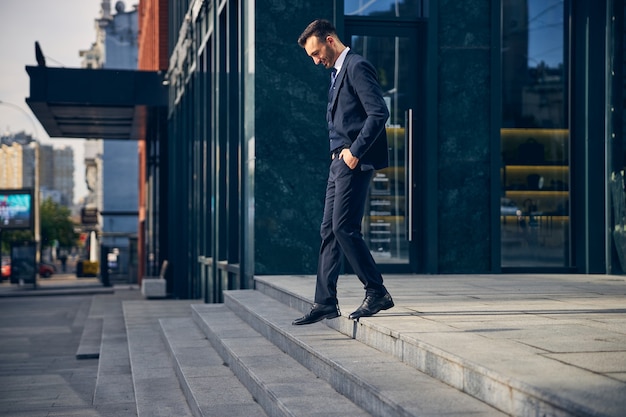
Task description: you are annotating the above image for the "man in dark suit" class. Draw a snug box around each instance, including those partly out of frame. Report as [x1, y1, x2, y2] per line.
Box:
[293, 19, 394, 325]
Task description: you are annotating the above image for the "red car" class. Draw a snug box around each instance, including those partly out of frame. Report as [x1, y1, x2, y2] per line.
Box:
[0, 260, 56, 280]
[38, 263, 55, 278]
[1, 258, 10, 280]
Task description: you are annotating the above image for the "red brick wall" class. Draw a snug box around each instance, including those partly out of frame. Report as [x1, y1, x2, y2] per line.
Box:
[138, 0, 168, 71]
[137, 0, 168, 281]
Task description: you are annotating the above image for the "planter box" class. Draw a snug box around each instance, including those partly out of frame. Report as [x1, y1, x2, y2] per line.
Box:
[141, 277, 166, 298]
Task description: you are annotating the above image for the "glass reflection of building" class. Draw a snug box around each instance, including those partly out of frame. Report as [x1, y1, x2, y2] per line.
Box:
[501, 0, 570, 267]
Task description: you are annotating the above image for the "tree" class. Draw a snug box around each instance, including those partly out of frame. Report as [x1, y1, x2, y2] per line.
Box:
[0, 230, 32, 254]
[0, 198, 78, 254]
[40, 198, 78, 249]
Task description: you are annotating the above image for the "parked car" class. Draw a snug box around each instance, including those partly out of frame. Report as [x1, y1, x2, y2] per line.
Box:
[0, 259, 56, 280]
[38, 262, 55, 278]
[500, 198, 522, 216]
[1, 257, 10, 280]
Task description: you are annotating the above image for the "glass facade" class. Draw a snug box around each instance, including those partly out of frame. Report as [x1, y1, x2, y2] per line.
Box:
[351, 34, 413, 264]
[344, 1, 425, 270]
[344, 0, 423, 17]
[606, 0, 625, 272]
[501, 0, 570, 267]
[147, 0, 624, 300]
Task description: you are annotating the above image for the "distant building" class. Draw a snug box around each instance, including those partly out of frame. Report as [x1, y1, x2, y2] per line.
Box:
[1, 132, 35, 192]
[0, 142, 24, 189]
[78, 0, 139, 283]
[38, 145, 54, 190]
[40, 188, 63, 205]
[0, 131, 74, 205]
[53, 147, 74, 206]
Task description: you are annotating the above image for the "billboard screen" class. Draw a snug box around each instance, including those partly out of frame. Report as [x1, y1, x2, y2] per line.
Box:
[0, 189, 33, 229]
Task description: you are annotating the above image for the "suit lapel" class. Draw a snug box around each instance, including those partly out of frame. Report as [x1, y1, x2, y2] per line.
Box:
[329, 52, 353, 114]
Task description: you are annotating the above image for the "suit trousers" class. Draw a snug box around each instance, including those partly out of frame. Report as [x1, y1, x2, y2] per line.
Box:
[314, 157, 387, 305]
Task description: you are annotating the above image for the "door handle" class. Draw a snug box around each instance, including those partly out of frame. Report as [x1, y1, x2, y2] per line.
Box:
[405, 109, 414, 242]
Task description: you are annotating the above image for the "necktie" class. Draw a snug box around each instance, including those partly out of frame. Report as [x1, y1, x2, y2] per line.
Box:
[329, 68, 337, 100]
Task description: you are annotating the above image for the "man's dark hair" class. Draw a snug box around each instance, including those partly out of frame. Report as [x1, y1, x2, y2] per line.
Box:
[297, 19, 337, 47]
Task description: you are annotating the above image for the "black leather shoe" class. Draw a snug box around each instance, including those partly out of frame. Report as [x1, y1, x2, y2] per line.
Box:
[292, 303, 340, 325]
[348, 293, 394, 320]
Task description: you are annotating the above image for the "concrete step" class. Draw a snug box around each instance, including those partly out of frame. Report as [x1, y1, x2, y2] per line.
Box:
[254, 276, 625, 417]
[220, 290, 504, 417]
[75, 292, 128, 360]
[192, 304, 373, 417]
[76, 317, 103, 359]
[75, 296, 103, 359]
[123, 299, 199, 417]
[159, 317, 268, 417]
[92, 295, 137, 415]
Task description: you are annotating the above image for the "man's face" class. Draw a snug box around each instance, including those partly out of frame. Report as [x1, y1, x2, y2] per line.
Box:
[304, 35, 336, 69]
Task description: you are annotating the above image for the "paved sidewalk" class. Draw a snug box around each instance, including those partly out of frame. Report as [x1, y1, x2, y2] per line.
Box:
[0, 273, 624, 416]
[0, 273, 116, 297]
[0, 288, 144, 417]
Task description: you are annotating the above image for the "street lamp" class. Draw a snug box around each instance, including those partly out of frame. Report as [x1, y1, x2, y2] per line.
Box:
[0, 100, 40, 138]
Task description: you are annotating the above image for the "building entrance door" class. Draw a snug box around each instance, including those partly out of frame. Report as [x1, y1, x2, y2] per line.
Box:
[500, 0, 570, 269]
[344, 22, 425, 273]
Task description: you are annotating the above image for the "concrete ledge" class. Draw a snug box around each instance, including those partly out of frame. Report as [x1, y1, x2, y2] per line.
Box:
[0, 286, 114, 297]
[192, 303, 369, 417]
[92, 298, 135, 408]
[123, 300, 198, 417]
[141, 278, 166, 298]
[160, 317, 267, 417]
[220, 290, 504, 417]
[76, 317, 103, 359]
[254, 276, 626, 417]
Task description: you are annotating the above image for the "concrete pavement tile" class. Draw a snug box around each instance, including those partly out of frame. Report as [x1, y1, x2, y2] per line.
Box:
[543, 351, 626, 373]
[189, 403, 267, 417]
[610, 372, 626, 382]
[179, 363, 233, 379]
[0, 325, 72, 336]
[270, 384, 371, 416]
[132, 375, 192, 415]
[413, 331, 626, 413]
[134, 376, 186, 399]
[0, 352, 30, 362]
[508, 324, 625, 352]
[365, 371, 501, 416]
[49, 404, 137, 416]
[129, 362, 174, 380]
[186, 374, 261, 405]
[169, 346, 223, 367]
[133, 399, 192, 417]
[126, 348, 172, 373]
[299, 334, 375, 360]
[0, 399, 58, 414]
[366, 315, 453, 334]
[93, 373, 135, 404]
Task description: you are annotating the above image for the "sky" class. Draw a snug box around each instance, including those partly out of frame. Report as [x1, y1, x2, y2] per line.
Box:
[0, 0, 104, 204]
[527, 0, 564, 68]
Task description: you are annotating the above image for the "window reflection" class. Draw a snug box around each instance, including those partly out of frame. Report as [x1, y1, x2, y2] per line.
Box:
[351, 35, 411, 264]
[501, 0, 569, 267]
[345, 0, 421, 18]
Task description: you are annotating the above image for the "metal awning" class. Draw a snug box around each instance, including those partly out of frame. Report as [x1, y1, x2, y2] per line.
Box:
[26, 66, 167, 140]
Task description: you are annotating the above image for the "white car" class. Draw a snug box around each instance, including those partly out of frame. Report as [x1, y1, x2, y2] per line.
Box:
[500, 198, 521, 216]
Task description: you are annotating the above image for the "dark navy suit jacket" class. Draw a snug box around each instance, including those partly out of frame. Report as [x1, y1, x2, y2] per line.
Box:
[328, 51, 389, 170]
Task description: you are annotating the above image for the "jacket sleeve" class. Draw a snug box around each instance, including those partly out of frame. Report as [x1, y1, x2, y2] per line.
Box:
[347, 58, 389, 159]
